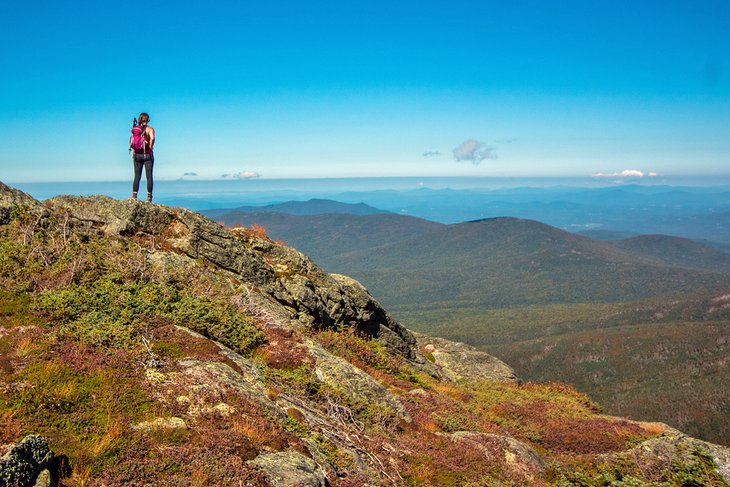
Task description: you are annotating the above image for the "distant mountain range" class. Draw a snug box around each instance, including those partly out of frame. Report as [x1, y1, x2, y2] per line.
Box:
[322, 185, 730, 251]
[322, 217, 730, 307]
[204, 198, 389, 218]
[205, 198, 730, 445]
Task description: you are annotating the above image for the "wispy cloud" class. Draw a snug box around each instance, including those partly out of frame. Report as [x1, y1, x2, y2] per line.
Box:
[183, 172, 198, 177]
[591, 169, 658, 178]
[453, 139, 497, 165]
[221, 171, 260, 179]
[225, 171, 261, 179]
[422, 150, 441, 157]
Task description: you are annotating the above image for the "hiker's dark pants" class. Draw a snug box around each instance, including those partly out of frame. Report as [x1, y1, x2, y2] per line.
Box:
[132, 153, 154, 195]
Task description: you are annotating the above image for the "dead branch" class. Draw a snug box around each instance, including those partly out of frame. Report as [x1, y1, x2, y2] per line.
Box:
[139, 335, 163, 369]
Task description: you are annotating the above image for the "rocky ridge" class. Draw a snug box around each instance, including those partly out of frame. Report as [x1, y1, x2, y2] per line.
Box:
[1, 181, 729, 486]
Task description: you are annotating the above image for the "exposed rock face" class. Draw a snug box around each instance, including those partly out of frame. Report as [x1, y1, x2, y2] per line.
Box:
[415, 333, 517, 382]
[249, 450, 328, 487]
[177, 358, 287, 422]
[131, 417, 188, 432]
[330, 274, 420, 360]
[0, 435, 57, 487]
[40, 194, 425, 365]
[0, 183, 42, 225]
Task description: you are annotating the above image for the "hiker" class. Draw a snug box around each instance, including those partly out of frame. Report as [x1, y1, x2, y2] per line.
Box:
[129, 112, 156, 202]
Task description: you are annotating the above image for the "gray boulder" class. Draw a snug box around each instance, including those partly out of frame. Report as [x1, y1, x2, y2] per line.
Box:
[0, 435, 56, 487]
[415, 333, 517, 382]
[446, 431, 546, 483]
[249, 450, 328, 487]
[613, 432, 730, 484]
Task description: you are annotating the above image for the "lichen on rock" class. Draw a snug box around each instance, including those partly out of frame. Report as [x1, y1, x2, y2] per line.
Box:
[249, 450, 328, 487]
[415, 333, 517, 382]
[0, 435, 57, 487]
[610, 432, 730, 484]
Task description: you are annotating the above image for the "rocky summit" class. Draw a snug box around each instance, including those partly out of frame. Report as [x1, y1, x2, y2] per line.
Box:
[1, 180, 729, 486]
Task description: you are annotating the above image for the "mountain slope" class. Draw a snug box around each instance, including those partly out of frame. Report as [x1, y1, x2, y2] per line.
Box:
[609, 234, 730, 273]
[489, 319, 730, 445]
[2, 181, 729, 486]
[323, 217, 730, 308]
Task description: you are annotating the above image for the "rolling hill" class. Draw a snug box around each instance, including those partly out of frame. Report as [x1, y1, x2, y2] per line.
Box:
[322, 217, 730, 308]
[610, 234, 730, 272]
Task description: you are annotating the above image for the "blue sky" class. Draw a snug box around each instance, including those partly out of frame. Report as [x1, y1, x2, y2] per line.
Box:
[1, 0, 728, 183]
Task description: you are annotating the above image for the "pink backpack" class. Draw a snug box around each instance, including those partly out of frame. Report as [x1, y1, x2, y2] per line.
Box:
[129, 119, 148, 154]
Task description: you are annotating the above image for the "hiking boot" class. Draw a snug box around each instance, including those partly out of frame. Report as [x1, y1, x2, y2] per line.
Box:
[130, 192, 138, 200]
[146, 193, 153, 203]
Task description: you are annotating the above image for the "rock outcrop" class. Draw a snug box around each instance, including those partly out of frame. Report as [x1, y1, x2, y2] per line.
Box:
[40, 194, 431, 368]
[0, 183, 42, 225]
[415, 333, 517, 382]
[444, 431, 546, 484]
[610, 430, 730, 484]
[249, 450, 328, 487]
[0, 435, 65, 487]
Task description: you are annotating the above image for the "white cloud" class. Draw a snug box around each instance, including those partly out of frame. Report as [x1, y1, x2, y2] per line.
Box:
[231, 171, 261, 179]
[453, 139, 498, 165]
[422, 150, 441, 157]
[183, 172, 198, 177]
[591, 169, 657, 178]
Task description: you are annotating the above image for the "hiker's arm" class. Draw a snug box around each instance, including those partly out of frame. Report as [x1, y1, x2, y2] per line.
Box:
[147, 127, 155, 149]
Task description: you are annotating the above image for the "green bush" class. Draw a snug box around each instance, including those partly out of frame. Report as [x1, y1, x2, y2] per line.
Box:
[35, 278, 265, 355]
[169, 295, 265, 355]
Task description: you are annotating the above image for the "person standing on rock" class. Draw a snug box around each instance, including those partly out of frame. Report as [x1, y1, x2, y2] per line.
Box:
[129, 112, 156, 202]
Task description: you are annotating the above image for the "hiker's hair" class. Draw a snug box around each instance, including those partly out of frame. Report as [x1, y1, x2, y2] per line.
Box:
[139, 113, 150, 124]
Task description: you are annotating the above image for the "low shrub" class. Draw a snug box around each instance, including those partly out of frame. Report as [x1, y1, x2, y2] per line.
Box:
[34, 278, 265, 356]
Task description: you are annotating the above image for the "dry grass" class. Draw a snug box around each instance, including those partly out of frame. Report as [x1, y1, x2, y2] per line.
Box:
[14, 334, 39, 357]
[432, 381, 471, 402]
[88, 415, 124, 458]
[638, 421, 668, 435]
[231, 416, 269, 449]
[230, 224, 271, 242]
[190, 467, 210, 487]
[64, 466, 92, 487]
[0, 410, 22, 443]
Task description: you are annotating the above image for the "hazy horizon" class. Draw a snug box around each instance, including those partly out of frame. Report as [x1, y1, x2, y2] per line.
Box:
[10, 174, 730, 207]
